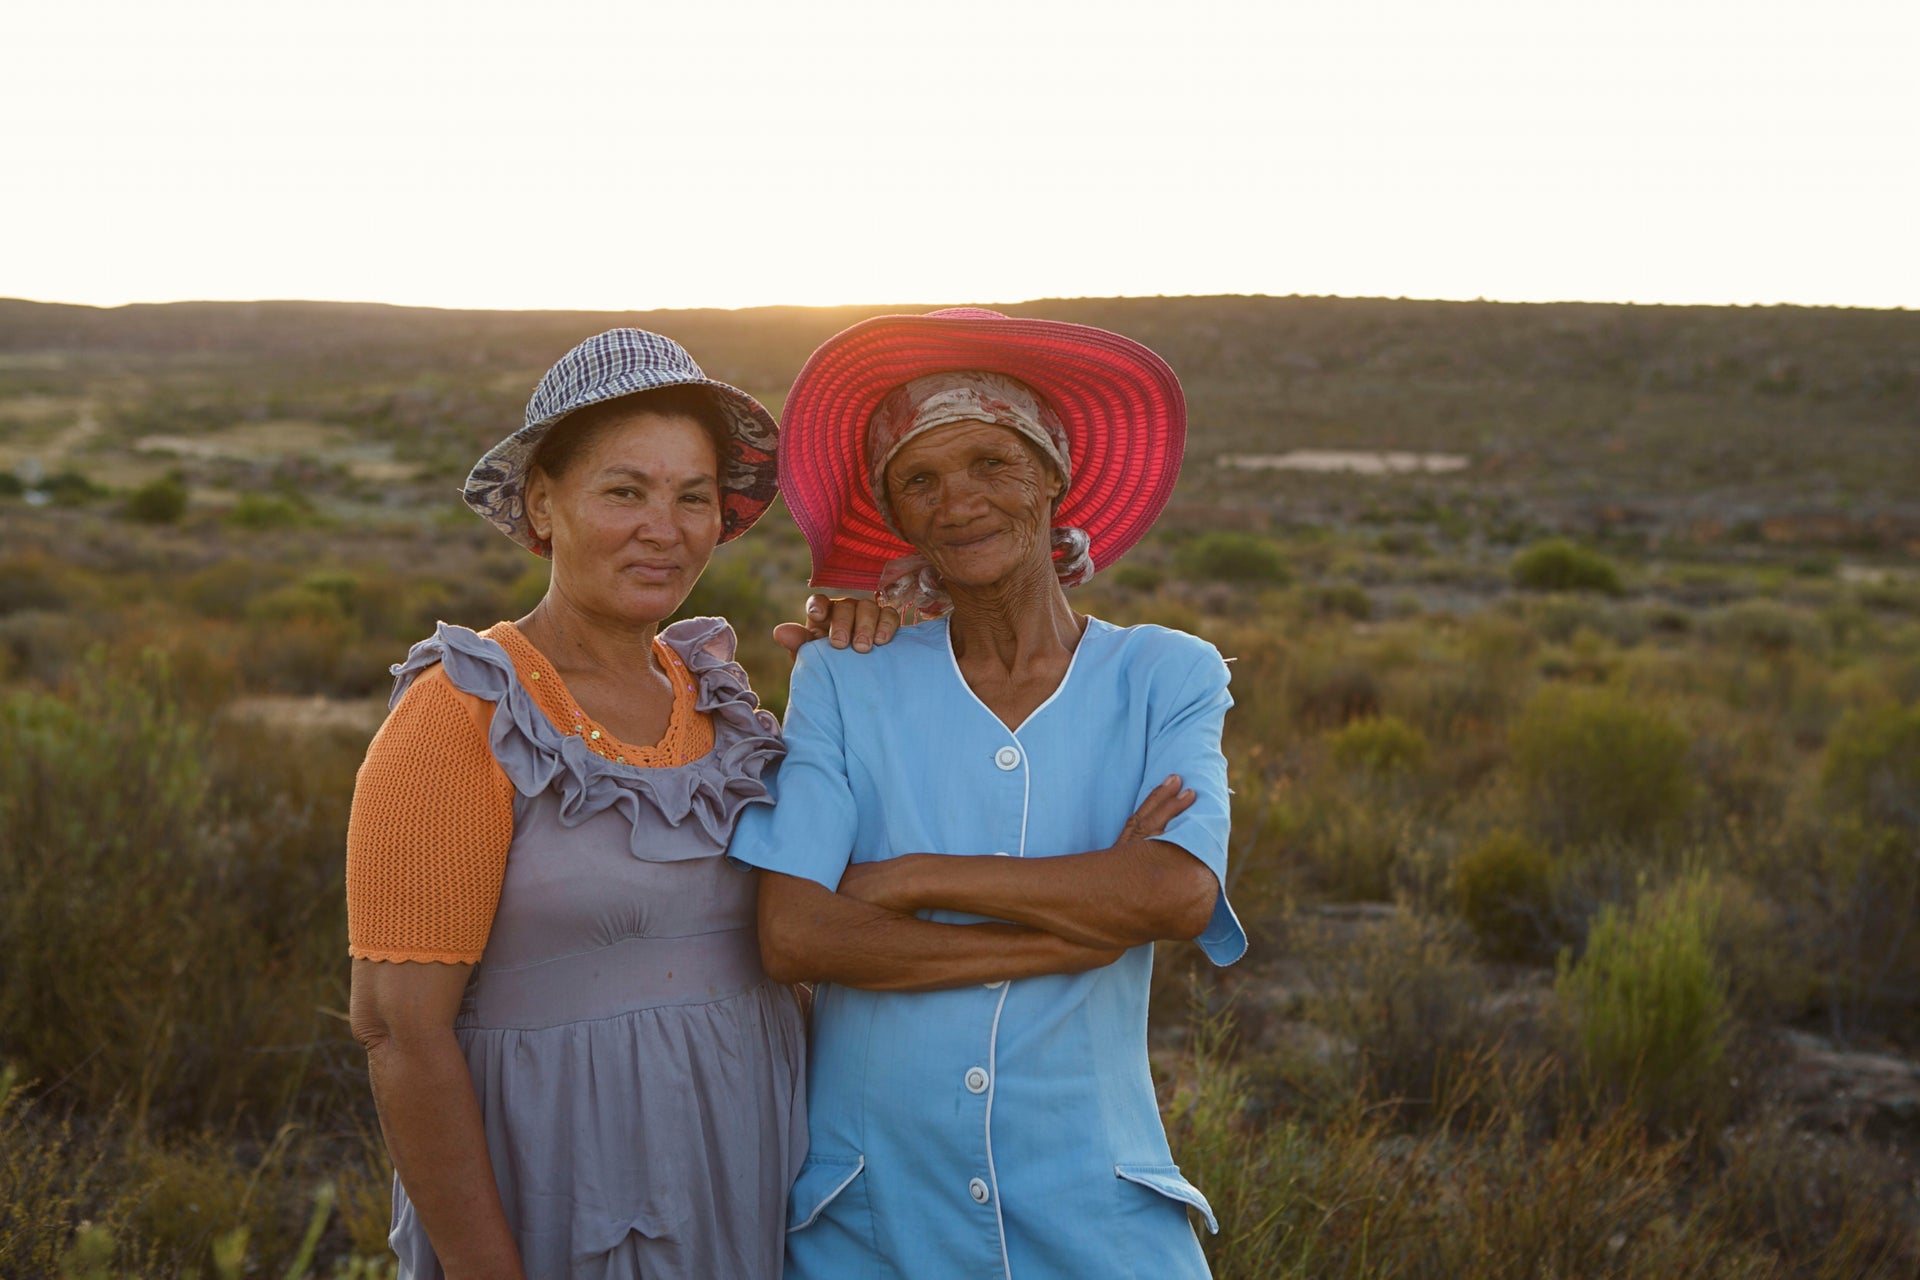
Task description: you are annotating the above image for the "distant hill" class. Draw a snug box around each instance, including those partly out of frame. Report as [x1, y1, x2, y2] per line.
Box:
[2, 294, 1916, 529]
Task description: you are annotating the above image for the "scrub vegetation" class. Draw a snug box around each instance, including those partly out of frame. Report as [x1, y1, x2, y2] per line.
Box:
[3, 295, 1919, 1274]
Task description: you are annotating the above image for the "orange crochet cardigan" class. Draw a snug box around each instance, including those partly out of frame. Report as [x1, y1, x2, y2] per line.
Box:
[345, 623, 714, 964]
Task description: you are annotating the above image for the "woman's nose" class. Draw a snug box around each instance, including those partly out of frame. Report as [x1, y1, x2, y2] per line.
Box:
[631, 496, 681, 542]
[932, 472, 989, 516]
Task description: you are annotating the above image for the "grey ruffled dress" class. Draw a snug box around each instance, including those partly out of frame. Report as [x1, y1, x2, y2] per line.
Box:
[384, 617, 805, 1280]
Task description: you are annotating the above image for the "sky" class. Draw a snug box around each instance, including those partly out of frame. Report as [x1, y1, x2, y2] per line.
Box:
[4, 0, 1916, 312]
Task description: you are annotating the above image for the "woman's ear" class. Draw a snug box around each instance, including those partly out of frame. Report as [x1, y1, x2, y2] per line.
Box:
[524, 468, 553, 544]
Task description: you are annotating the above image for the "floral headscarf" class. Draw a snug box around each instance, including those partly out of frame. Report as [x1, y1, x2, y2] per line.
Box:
[866, 372, 1095, 615]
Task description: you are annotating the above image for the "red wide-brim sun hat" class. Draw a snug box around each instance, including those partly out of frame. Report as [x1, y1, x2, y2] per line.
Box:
[780, 307, 1187, 592]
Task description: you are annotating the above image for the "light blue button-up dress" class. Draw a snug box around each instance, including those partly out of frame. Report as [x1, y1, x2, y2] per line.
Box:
[730, 615, 1246, 1280]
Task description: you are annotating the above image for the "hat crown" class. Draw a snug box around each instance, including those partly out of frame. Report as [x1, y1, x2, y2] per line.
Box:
[526, 328, 708, 430]
[925, 307, 1009, 321]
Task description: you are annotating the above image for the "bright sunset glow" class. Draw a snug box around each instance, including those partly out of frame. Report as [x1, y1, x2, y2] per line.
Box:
[4, 0, 1916, 311]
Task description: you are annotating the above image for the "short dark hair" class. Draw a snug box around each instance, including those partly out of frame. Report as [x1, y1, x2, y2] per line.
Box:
[529, 384, 732, 482]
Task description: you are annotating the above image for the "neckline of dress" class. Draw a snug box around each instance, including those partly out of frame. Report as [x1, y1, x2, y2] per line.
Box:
[938, 613, 1098, 738]
[488, 620, 702, 767]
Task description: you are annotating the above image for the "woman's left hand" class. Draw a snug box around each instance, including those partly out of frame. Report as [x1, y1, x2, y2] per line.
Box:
[837, 855, 926, 914]
[773, 595, 902, 657]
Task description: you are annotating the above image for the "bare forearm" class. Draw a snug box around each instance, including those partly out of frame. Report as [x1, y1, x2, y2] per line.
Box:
[758, 872, 1120, 991]
[892, 841, 1217, 949]
[367, 1032, 524, 1280]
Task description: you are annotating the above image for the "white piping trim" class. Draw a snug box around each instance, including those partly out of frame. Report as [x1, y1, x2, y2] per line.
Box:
[983, 980, 1013, 1280]
[939, 615, 1091, 1280]
[786, 1154, 865, 1232]
[939, 616, 1094, 736]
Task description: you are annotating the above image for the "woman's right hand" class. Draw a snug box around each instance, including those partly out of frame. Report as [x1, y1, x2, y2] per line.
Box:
[1117, 774, 1196, 844]
[772, 595, 901, 657]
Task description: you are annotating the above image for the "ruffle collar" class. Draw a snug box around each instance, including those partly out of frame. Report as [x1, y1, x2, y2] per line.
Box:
[388, 616, 783, 859]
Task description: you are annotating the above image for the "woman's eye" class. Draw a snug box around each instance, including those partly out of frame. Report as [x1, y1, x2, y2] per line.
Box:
[610, 486, 639, 499]
[682, 492, 713, 505]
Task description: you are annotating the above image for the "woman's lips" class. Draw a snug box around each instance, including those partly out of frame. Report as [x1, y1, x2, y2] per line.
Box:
[621, 560, 681, 582]
[941, 529, 1003, 551]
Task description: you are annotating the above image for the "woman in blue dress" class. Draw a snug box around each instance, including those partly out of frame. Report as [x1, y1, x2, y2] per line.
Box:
[730, 307, 1248, 1280]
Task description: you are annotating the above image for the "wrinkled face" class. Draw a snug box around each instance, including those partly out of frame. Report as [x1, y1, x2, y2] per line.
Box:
[884, 419, 1064, 590]
[525, 412, 722, 627]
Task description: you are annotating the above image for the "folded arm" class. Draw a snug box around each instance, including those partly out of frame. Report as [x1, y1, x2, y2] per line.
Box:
[756, 870, 1123, 991]
[837, 836, 1219, 952]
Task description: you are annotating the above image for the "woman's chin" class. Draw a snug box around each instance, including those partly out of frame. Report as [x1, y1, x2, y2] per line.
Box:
[926, 548, 1047, 595]
[589, 582, 695, 628]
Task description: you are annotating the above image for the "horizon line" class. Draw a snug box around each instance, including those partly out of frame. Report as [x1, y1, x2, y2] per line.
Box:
[3, 291, 1914, 317]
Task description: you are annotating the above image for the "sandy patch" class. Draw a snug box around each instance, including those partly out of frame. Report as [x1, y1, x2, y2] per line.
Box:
[135, 419, 355, 460]
[224, 695, 386, 737]
[1218, 450, 1470, 475]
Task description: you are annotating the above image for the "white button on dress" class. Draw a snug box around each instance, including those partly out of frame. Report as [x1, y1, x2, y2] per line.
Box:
[968, 1177, 991, 1204]
[994, 745, 1021, 770]
[983, 979, 1006, 989]
[964, 1066, 989, 1094]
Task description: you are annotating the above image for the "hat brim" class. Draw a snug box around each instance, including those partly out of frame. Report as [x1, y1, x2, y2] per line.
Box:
[779, 312, 1186, 591]
[466, 373, 779, 556]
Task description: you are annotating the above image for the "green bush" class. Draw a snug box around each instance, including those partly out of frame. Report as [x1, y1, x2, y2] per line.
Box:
[1511, 539, 1623, 595]
[1328, 714, 1429, 776]
[674, 554, 775, 630]
[124, 474, 189, 525]
[224, 493, 311, 530]
[1509, 683, 1693, 847]
[1452, 831, 1556, 961]
[1822, 702, 1920, 831]
[41, 468, 106, 506]
[1298, 582, 1372, 621]
[1556, 876, 1732, 1131]
[0, 470, 24, 498]
[1175, 532, 1291, 586]
[1108, 561, 1166, 593]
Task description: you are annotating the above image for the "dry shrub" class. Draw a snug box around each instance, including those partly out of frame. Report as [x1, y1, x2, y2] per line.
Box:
[1298, 911, 1489, 1119]
[1704, 598, 1830, 658]
[1289, 792, 1421, 902]
[1452, 831, 1557, 962]
[1713, 1111, 1919, 1276]
[0, 551, 76, 615]
[1326, 714, 1429, 777]
[0, 608, 95, 686]
[0, 653, 362, 1130]
[1287, 643, 1383, 731]
[0, 1068, 118, 1278]
[1167, 1015, 1781, 1279]
[1510, 682, 1694, 848]
[1822, 701, 1920, 831]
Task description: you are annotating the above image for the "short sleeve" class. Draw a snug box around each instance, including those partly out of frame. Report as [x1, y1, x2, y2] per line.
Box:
[1142, 644, 1247, 966]
[346, 665, 516, 964]
[727, 644, 859, 890]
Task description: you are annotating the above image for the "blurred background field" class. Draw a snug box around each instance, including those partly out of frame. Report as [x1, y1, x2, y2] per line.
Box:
[3, 294, 1919, 1276]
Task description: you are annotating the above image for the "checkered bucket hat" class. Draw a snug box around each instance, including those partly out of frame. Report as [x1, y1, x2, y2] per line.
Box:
[464, 328, 779, 556]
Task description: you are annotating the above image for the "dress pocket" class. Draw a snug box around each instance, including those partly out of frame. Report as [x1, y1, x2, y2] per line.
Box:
[1114, 1162, 1220, 1234]
[787, 1153, 867, 1232]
